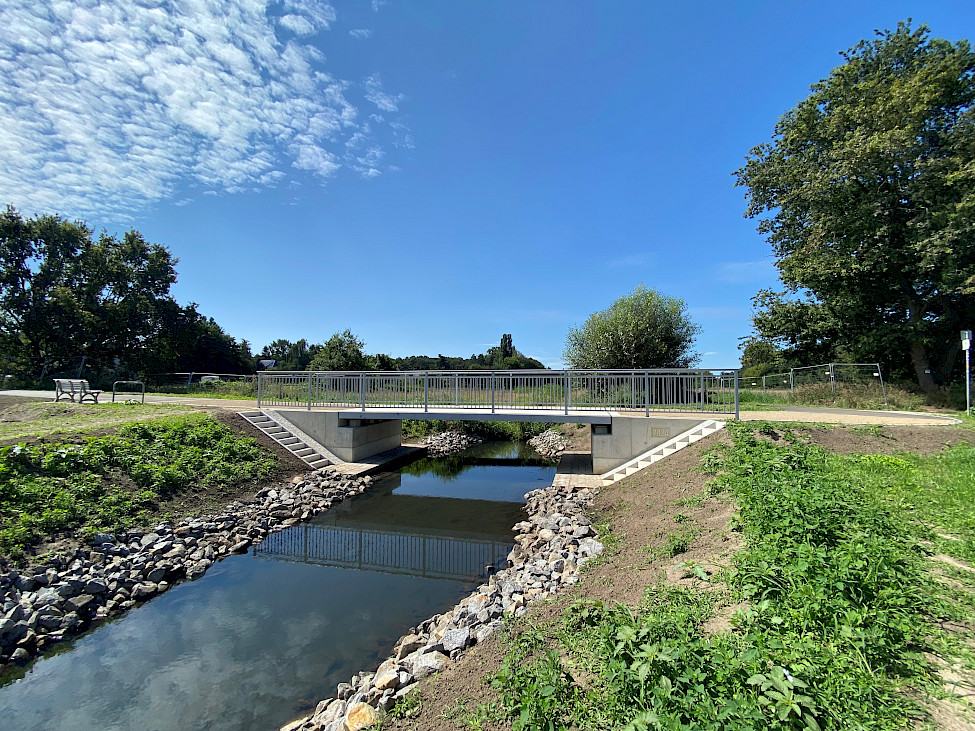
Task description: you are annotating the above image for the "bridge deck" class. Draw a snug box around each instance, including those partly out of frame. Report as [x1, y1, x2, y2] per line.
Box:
[335, 406, 615, 423]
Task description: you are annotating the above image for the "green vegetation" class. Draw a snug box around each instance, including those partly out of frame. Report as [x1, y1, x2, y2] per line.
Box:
[481, 421, 974, 729]
[0, 207, 253, 388]
[563, 285, 700, 370]
[736, 383, 926, 412]
[259, 331, 544, 373]
[0, 413, 275, 559]
[0, 401, 194, 442]
[736, 23, 975, 392]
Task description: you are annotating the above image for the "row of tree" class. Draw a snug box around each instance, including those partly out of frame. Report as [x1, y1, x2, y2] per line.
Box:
[257, 331, 546, 372]
[0, 203, 702, 387]
[0, 206, 559, 387]
[0, 207, 253, 386]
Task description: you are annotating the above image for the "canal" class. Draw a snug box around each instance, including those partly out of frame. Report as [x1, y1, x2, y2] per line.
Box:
[0, 441, 555, 731]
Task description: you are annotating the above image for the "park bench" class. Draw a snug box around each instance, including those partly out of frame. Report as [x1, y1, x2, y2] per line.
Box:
[53, 378, 102, 404]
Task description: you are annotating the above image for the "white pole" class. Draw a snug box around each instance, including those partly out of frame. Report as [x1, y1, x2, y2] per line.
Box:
[963, 330, 973, 417]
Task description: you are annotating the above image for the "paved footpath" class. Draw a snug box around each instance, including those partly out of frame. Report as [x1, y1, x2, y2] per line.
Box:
[737, 405, 960, 425]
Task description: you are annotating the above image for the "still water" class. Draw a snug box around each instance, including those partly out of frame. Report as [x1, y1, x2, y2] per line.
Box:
[0, 441, 555, 731]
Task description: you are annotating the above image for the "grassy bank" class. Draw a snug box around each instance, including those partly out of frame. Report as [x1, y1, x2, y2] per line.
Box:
[477, 422, 973, 730]
[0, 412, 276, 561]
[0, 401, 194, 442]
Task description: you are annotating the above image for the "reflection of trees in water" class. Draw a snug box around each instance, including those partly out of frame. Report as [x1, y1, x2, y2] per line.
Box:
[403, 440, 554, 481]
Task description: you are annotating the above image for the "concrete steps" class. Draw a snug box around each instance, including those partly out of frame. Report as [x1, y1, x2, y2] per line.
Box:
[600, 420, 725, 486]
[238, 410, 333, 471]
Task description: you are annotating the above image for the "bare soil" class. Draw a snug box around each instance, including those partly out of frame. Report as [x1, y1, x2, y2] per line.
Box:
[799, 423, 972, 455]
[556, 422, 592, 452]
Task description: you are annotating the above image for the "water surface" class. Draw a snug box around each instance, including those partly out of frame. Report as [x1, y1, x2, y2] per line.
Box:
[0, 441, 554, 731]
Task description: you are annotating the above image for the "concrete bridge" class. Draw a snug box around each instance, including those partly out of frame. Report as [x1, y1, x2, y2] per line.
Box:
[251, 369, 738, 477]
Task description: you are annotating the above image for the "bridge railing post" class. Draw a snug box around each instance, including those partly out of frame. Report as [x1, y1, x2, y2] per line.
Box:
[307, 372, 312, 410]
[564, 371, 569, 415]
[360, 373, 365, 411]
[491, 371, 495, 413]
[645, 371, 650, 417]
[257, 373, 263, 407]
[734, 370, 740, 420]
[424, 372, 428, 413]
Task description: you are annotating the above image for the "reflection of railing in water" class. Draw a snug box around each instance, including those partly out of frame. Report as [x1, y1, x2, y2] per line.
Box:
[254, 522, 511, 582]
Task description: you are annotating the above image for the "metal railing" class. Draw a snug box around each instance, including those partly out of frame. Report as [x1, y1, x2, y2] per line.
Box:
[258, 369, 740, 418]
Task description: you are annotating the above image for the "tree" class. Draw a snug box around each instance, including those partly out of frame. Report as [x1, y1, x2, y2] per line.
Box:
[500, 333, 514, 359]
[735, 23, 975, 391]
[307, 329, 368, 371]
[739, 337, 786, 377]
[367, 352, 395, 370]
[0, 207, 181, 381]
[745, 291, 845, 367]
[563, 285, 700, 369]
[258, 339, 320, 371]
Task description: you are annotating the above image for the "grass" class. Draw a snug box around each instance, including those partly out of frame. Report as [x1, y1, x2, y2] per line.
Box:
[480, 421, 975, 730]
[0, 412, 276, 560]
[737, 382, 926, 412]
[0, 401, 195, 442]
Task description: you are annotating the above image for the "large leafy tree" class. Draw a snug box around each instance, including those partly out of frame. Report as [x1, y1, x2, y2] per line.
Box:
[563, 285, 700, 369]
[736, 23, 975, 391]
[258, 338, 321, 371]
[307, 329, 369, 371]
[0, 207, 181, 380]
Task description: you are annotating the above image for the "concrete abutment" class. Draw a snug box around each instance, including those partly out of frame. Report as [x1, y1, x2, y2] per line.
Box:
[271, 409, 712, 476]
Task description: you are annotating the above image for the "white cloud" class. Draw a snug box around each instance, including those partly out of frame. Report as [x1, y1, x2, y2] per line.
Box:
[364, 73, 405, 112]
[349, 29, 372, 39]
[714, 259, 777, 283]
[0, 0, 407, 219]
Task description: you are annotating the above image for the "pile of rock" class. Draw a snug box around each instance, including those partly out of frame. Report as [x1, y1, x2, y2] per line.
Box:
[287, 481, 604, 731]
[419, 431, 483, 457]
[528, 429, 569, 460]
[0, 470, 373, 667]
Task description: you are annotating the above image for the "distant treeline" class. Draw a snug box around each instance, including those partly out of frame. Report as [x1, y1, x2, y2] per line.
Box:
[257, 331, 545, 372]
[0, 208, 544, 389]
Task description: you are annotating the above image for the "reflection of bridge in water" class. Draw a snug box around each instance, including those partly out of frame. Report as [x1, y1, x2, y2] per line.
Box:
[254, 522, 511, 582]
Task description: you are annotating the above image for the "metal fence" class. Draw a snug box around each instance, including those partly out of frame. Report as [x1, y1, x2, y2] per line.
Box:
[257, 369, 740, 417]
[740, 362, 887, 406]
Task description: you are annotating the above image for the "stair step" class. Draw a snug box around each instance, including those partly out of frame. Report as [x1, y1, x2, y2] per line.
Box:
[293, 448, 316, 457]
[599, 420, 726, 483]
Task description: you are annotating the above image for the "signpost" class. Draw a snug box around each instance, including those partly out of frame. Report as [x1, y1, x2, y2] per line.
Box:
[963, 330, 972, 416]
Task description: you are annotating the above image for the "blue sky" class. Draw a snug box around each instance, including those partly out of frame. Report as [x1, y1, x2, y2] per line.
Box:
[3, 1, 973, 369]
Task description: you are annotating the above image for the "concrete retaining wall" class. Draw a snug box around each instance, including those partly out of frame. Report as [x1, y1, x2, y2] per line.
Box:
[590, 417, 708, 474]
[278, 410, 402, 462]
